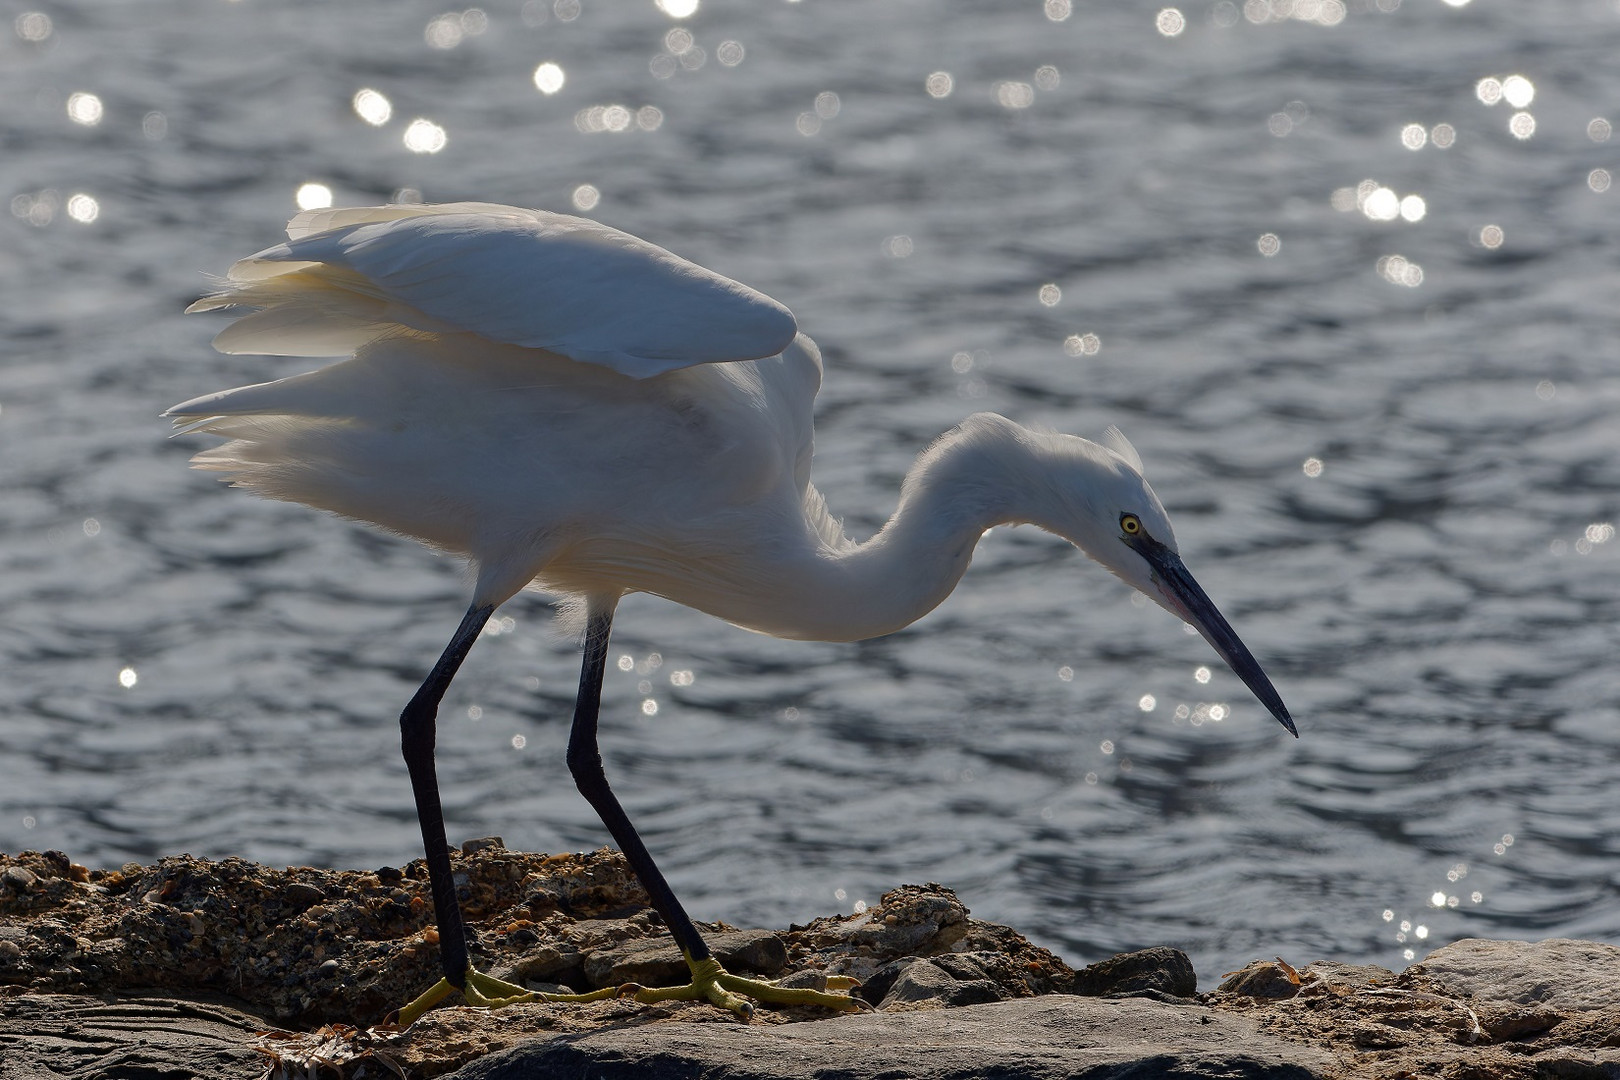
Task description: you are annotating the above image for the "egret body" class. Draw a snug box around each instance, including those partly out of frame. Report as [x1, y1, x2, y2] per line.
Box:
[169, 203, 1296, 1021]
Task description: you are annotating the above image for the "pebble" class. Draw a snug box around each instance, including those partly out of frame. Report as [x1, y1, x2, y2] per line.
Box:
[2, 866, 38, 891]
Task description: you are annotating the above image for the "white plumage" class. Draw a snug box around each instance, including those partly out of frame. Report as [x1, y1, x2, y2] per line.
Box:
[168, 203, 1295, 1021]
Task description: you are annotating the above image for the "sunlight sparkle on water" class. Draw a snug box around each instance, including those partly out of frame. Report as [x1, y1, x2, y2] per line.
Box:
[296, 183, 334, 210]
[1590, 169, 1611, 193]
[1035, 66, 1060, 91]
[1509, 112, 1535, 140]
[67, 92, 103, 126]
[353, 89, 392, 126]
[656, 0, 699, 16]
[1478, 224, 1503, 248]
[1044, 0, 1072, 21]
[925, 72, 954, 99]
[1194, 666, 1211, 684]
[1588, 118, 1612, 142]
[65, 193, 98, 224]
[1399, 195, 1425, 222]
[1377, 255, 1423, 287]
[1257, 233, 1280, 256]
[1400, 124, 1426, 150]
[1476, 78, 1503, 106]
[1139, 694, 1157, 712]
[1156, 8, 1186, 37]
[1360, 185, 1400, 222]
[716, 40, 744, 67]
[404, 119, 448, 153]
[1038, 284, 1061, 307]
[15, 11, 51, 40]
[1063, 333, 1101, 357]
[573, 184, 600, 211]
[533, 63, 565, 95]
[996, 82, 1035, 110]
[1501, 75, 1534, 108]
[1244, 0, 1345, 26]
[1303, 457, 1324, 477]
[118, 667, 138, 689]
[1430, 123, 1456, 148]
[425, 10, 487, 49]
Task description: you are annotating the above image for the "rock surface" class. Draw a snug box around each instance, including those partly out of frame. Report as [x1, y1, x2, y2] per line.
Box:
[4, 847, 1620, 1079]
[448, 996, 1330, 1080]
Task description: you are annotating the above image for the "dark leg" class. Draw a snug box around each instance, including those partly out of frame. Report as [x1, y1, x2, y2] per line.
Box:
[400, 603, 494, 986]
[398, 601, 860, 1023]
[564, 607, 711, 963]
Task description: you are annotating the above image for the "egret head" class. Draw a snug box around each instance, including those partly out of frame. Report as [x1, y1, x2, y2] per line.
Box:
[1042, 426, 1298, 737]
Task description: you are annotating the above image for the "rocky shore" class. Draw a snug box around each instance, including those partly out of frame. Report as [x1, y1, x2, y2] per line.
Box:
[1, 845, 1616, 1078]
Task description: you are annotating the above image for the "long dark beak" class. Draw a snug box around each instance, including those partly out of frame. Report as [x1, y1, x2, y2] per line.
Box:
[1132, 536, 1298, 738]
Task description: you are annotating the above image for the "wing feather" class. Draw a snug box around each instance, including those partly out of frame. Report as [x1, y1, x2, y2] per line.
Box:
[198, 204, 797, 378]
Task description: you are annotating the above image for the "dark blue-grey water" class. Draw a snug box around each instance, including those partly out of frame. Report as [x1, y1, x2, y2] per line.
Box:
[2, 0, 1618, 988]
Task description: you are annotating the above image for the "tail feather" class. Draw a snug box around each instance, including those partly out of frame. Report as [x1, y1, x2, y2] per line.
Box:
[187, 264, 434, 357]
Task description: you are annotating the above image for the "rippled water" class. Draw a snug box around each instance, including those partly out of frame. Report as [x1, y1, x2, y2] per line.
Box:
[3, 0, 1619, 988]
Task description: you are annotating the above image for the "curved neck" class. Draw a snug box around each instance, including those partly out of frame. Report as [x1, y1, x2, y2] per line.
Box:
[747, 415, 1041, 642]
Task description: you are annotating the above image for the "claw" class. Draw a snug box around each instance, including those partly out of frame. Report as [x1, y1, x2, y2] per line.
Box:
[395, 953, 862, 1026]
[396, 967, 619, 1026]
[628, 954, 863, 1020]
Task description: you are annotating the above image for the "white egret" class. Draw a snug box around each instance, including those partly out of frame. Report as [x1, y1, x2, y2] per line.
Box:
[168, 202, 1296, 1023]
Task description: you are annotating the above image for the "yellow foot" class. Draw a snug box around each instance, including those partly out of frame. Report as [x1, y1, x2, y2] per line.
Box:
[630, 955, 866, 1020]
[396, 967, 620, 1026]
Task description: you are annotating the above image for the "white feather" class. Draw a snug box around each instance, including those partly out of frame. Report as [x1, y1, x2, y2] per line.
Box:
[1100, 424, 1144, 474]
[193, 204, 797, 379]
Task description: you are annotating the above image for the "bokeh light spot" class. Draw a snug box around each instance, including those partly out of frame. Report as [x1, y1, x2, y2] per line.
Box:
[1156, 8, 1186, 36]
[66, 193, 99, 223]
[296, 183, 333, 210]
[67, 92, 104, 126]
[533, 62, 565, 94]
[353, 88, 392, 126]
[15, 11, 51, 41]
[404, 118, 448, 153]
[1501, 75, 1534, 108]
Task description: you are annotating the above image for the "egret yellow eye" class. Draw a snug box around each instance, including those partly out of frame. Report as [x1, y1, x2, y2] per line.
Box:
[1120, 513, 1142, 536]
